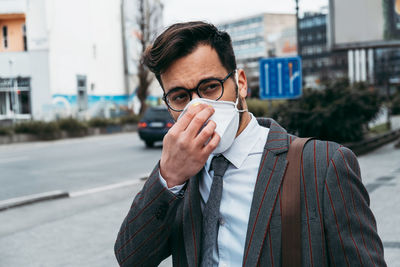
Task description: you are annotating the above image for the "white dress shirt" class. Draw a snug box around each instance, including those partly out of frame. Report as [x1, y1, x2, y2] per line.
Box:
[160, 114, 269, 267]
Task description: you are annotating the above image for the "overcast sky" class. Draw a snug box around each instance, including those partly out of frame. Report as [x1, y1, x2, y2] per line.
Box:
[163, 0, 328, 26]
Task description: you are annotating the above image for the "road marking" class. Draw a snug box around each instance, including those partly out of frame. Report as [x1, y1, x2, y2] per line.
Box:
[69, 179, 144, 198]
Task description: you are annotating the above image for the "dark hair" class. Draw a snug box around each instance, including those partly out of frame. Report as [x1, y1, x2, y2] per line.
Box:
[142, 21, 237, 87]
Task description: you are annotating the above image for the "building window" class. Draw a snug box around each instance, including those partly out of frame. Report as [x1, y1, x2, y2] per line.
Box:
[22, 24, 27, 51]
[2, 26, 8, 48]
[0, 78, 31, 116]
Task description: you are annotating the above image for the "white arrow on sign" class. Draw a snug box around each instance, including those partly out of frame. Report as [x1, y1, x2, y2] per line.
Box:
[278, 63, 282, 95]
[264, 63, 269, 95]
[290, 71, 299, 95]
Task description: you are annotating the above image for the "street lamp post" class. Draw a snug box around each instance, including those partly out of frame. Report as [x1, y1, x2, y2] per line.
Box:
[295, 0, 300, 55]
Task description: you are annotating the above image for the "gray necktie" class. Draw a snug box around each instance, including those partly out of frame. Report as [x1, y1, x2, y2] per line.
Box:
[201, 155, 230, 267]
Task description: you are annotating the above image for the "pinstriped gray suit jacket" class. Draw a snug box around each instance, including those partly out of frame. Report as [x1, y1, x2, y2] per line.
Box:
[115, 118, 386, 267]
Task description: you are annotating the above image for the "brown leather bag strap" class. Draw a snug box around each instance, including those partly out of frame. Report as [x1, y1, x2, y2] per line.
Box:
[281, 137, 313, 267]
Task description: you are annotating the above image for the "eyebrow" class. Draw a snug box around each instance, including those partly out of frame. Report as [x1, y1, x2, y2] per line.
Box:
[165, 75, 225, 93]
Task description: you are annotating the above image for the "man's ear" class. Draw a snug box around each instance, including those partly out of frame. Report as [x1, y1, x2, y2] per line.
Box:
[237, 69, 248, 99]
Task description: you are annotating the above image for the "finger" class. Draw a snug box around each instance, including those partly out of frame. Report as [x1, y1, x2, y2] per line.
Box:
[195, 120, 216, 147]
[185, 105, 214, 138]
[202, 131, 220, 155]
[172, 103, 209, 132]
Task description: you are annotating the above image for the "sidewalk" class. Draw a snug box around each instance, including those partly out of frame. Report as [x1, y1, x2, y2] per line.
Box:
[0, 178, 173, 267]
[358, 141, 400, 265]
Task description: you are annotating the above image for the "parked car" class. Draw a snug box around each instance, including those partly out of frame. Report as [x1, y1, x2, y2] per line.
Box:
[138, 106, 174, 147]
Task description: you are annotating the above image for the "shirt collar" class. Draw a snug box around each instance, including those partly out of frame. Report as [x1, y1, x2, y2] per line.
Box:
[219, 114, 264, 169]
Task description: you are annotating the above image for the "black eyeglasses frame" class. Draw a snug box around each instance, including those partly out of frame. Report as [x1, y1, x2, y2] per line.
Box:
[162, 70, 235, 112]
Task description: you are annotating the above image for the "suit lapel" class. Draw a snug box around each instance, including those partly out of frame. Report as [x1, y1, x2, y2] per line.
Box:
[242, 118, 289, 267]
[183, 172, 202, 267]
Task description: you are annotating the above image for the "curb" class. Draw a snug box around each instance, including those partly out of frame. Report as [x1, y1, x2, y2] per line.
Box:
[347, 129, 400, 156]
[0, 178, 147, 212]
[0, 124, 138, 145]
[0, 190, 69, 212]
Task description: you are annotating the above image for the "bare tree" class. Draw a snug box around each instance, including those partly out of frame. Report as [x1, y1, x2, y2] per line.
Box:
[135, 0, 161, 115]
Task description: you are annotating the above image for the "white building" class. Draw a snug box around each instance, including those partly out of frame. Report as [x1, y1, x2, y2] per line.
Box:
[0, 0, 126, 121]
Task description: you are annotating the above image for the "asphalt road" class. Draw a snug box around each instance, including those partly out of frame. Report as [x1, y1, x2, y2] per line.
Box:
[0, 133, 399, 266]
[0, 132, 162, 201]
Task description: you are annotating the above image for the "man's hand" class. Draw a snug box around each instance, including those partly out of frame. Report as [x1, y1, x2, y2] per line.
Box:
[160, 103, 220, 188]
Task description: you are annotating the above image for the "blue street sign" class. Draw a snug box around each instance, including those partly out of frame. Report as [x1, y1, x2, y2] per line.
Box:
[259, 56, 302, 100]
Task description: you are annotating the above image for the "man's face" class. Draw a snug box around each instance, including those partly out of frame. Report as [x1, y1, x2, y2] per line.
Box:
[160, 45, 247, 121]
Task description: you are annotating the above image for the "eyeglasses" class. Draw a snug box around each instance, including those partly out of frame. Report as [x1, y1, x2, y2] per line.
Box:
[163, 71, 234, 112]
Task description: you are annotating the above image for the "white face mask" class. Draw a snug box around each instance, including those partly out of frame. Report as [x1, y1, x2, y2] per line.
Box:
[177, 92, 247, 154]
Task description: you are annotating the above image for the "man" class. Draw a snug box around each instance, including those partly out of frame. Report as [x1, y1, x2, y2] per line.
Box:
[115, 21, 386, 267]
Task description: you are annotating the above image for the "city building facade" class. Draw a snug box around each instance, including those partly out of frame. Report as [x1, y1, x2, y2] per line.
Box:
[0, 0, 126, 122]
[327, 0, 400, 90]
[298, 12, 348, 88]
[373, 47, 400, 94]
[218, 13, 297, 97]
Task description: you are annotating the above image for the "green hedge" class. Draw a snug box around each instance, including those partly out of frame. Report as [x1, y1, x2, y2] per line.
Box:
[271, 80, 382, 143]
[87, 115, 140, 128]
[14, 121, 61, 140]
[246, 98, 285, 117]
[369, 123, 390, 135]
[58, 117, 88, 137]
[1, 115, 141, 141]
[119, 114, 140, 125]
[87, 117, 119, 128]
[0, 127, 12, 136]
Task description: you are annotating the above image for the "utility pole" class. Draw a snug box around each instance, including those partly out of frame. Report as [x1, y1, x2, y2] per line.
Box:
[120, 0, 131, 101]
[295, 0, 300, 55]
